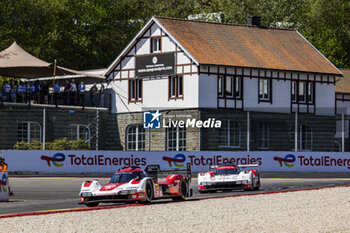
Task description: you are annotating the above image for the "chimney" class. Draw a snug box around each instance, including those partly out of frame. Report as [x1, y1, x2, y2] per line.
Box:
[247, 16, 261, 27]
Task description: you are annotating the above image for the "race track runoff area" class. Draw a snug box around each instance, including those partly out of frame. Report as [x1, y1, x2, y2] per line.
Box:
[1, 176, 350, 216]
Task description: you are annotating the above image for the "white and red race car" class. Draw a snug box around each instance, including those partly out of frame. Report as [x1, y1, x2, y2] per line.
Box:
[198, 163, 260, 193]
[80, 164, 192, 207]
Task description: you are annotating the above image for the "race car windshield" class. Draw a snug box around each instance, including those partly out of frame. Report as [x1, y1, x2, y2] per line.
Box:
[109, 173, 138, 183]
[216, 168, 239, 175]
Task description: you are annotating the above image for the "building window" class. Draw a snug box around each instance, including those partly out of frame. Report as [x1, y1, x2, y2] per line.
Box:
[335, 120, 349, 138]
[218, 76, 224, 97]
[219, 120, 240, 147]
[129, 79, 142, 102]
[300, 124, 312, 151]
[166, 126, 186, 151]
[225, 76, 233, 97]
[151, 37, 161, 53]
[259, 79, 271, 102]
[258, 123, 269, 149]
[292, 81, 314, 104]
[291, 81, 297, 102]
[235, 76, 242, 98]
[298, 81, 306, 103]
[307, 82, 314, 104]
[169, 76, 183, 99]
[126, 125, 145, 151]
[218, 75, 242, 99]
[70, 124, 90, 143]
[17, 122, 42, 142]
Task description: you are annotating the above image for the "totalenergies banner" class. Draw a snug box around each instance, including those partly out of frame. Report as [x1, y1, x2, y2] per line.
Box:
[1, 150, 350, 173]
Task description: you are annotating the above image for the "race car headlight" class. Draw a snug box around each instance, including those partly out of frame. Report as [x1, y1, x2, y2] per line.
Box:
[200, 182, 211, 186]
[129, 189, 137, 194]
[119, 190, 137, 195]
[81, 192, 92, 197]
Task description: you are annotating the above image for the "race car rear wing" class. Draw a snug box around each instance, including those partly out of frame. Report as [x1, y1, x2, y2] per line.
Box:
[209, 163, 259, 170]
[237, 164, 259, 168]
[145, 163, 192, 183]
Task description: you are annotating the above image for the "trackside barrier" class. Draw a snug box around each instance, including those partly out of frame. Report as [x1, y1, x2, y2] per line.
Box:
[2, 150, 350, 174]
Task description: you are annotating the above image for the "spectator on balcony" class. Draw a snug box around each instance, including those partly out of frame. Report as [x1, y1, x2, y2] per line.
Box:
[0, 82, 3, 104]
[10, 80, 17, 103]
[64, 80, 71, 105]
[42, 81, 49, 104]
[99, 81, 105, 107]
[33, 80, 41, 104]
[54, 81, 61, 106]
[78, 80, 86, 107]
[3, 81, 10, 102]
[90, 83, 98, 107]
[71, 79, 77, 105]
[18, 81, 26, 103]
[26, 82, 34, 103]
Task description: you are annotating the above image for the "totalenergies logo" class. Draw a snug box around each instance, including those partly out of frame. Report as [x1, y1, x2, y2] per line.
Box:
[41, 153, 66, 167]
[274, 154, 296, 168]
[163, 154, 186, 168]
[0, 173, 7, 193]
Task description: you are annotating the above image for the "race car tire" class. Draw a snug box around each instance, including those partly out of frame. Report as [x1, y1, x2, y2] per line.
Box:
[141, 180, 154, 204]
[254, 174, 261, 191]
[85, 201, 99, 207]
[172, 179, 188, 201]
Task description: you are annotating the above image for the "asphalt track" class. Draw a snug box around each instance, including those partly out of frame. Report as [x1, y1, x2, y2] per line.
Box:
[1, 175, 350, 216]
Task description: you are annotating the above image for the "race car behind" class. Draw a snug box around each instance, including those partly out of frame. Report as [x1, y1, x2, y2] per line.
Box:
[198, 163, 260, 193]
[80, 163, 192, 207]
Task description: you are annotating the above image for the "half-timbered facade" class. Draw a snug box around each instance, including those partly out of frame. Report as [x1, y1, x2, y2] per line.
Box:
[104, 16, 343, 152]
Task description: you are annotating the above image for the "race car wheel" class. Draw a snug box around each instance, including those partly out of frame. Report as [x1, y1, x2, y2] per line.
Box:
[172, 179, 188, 201]
[84, 198, 99, 207]
[254, 174, 260, 191]
[86, 202, 99, 207]
[141, 180, 154, 204]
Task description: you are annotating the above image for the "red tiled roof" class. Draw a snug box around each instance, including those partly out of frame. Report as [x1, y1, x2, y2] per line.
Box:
[336, 69, 350, 93]
[156, 17, 342, 75]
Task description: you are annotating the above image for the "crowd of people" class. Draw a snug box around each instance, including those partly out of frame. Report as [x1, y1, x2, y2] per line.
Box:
[0, 79, 106, 107]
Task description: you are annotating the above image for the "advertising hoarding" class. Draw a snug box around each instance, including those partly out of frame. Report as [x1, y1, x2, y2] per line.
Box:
[135, 53, 175, 78]
[2, 150, 350, 173]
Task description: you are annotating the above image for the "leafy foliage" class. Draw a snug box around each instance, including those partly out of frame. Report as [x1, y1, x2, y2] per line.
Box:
[0, 0, 349, 70]
[13, 138, 90, 150]
[13, 141, 30, 150]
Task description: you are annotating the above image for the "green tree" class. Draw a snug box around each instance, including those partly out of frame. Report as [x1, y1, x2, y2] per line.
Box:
[0, 0, 349, 70]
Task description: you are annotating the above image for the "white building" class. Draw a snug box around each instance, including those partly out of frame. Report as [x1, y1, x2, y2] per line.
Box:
[104, 16, 343, 152]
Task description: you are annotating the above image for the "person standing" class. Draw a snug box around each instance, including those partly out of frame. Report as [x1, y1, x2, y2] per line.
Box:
[71, 79, 77, 105]
[3, 81, 11, 102]
[54, 81, 61, 106]
[18, 81, 26, 103]
[10, 80, 17, 103]
[0, 82, 3, 104]
[78, 80, 86, 107]
[64, 80, 71, 105]
[33, 80, 41, 104]
[99, 81, 105, 107]
[26, 82, 33, 103]
[42, 81, 49, 104]
[89, 83, 98, 107]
